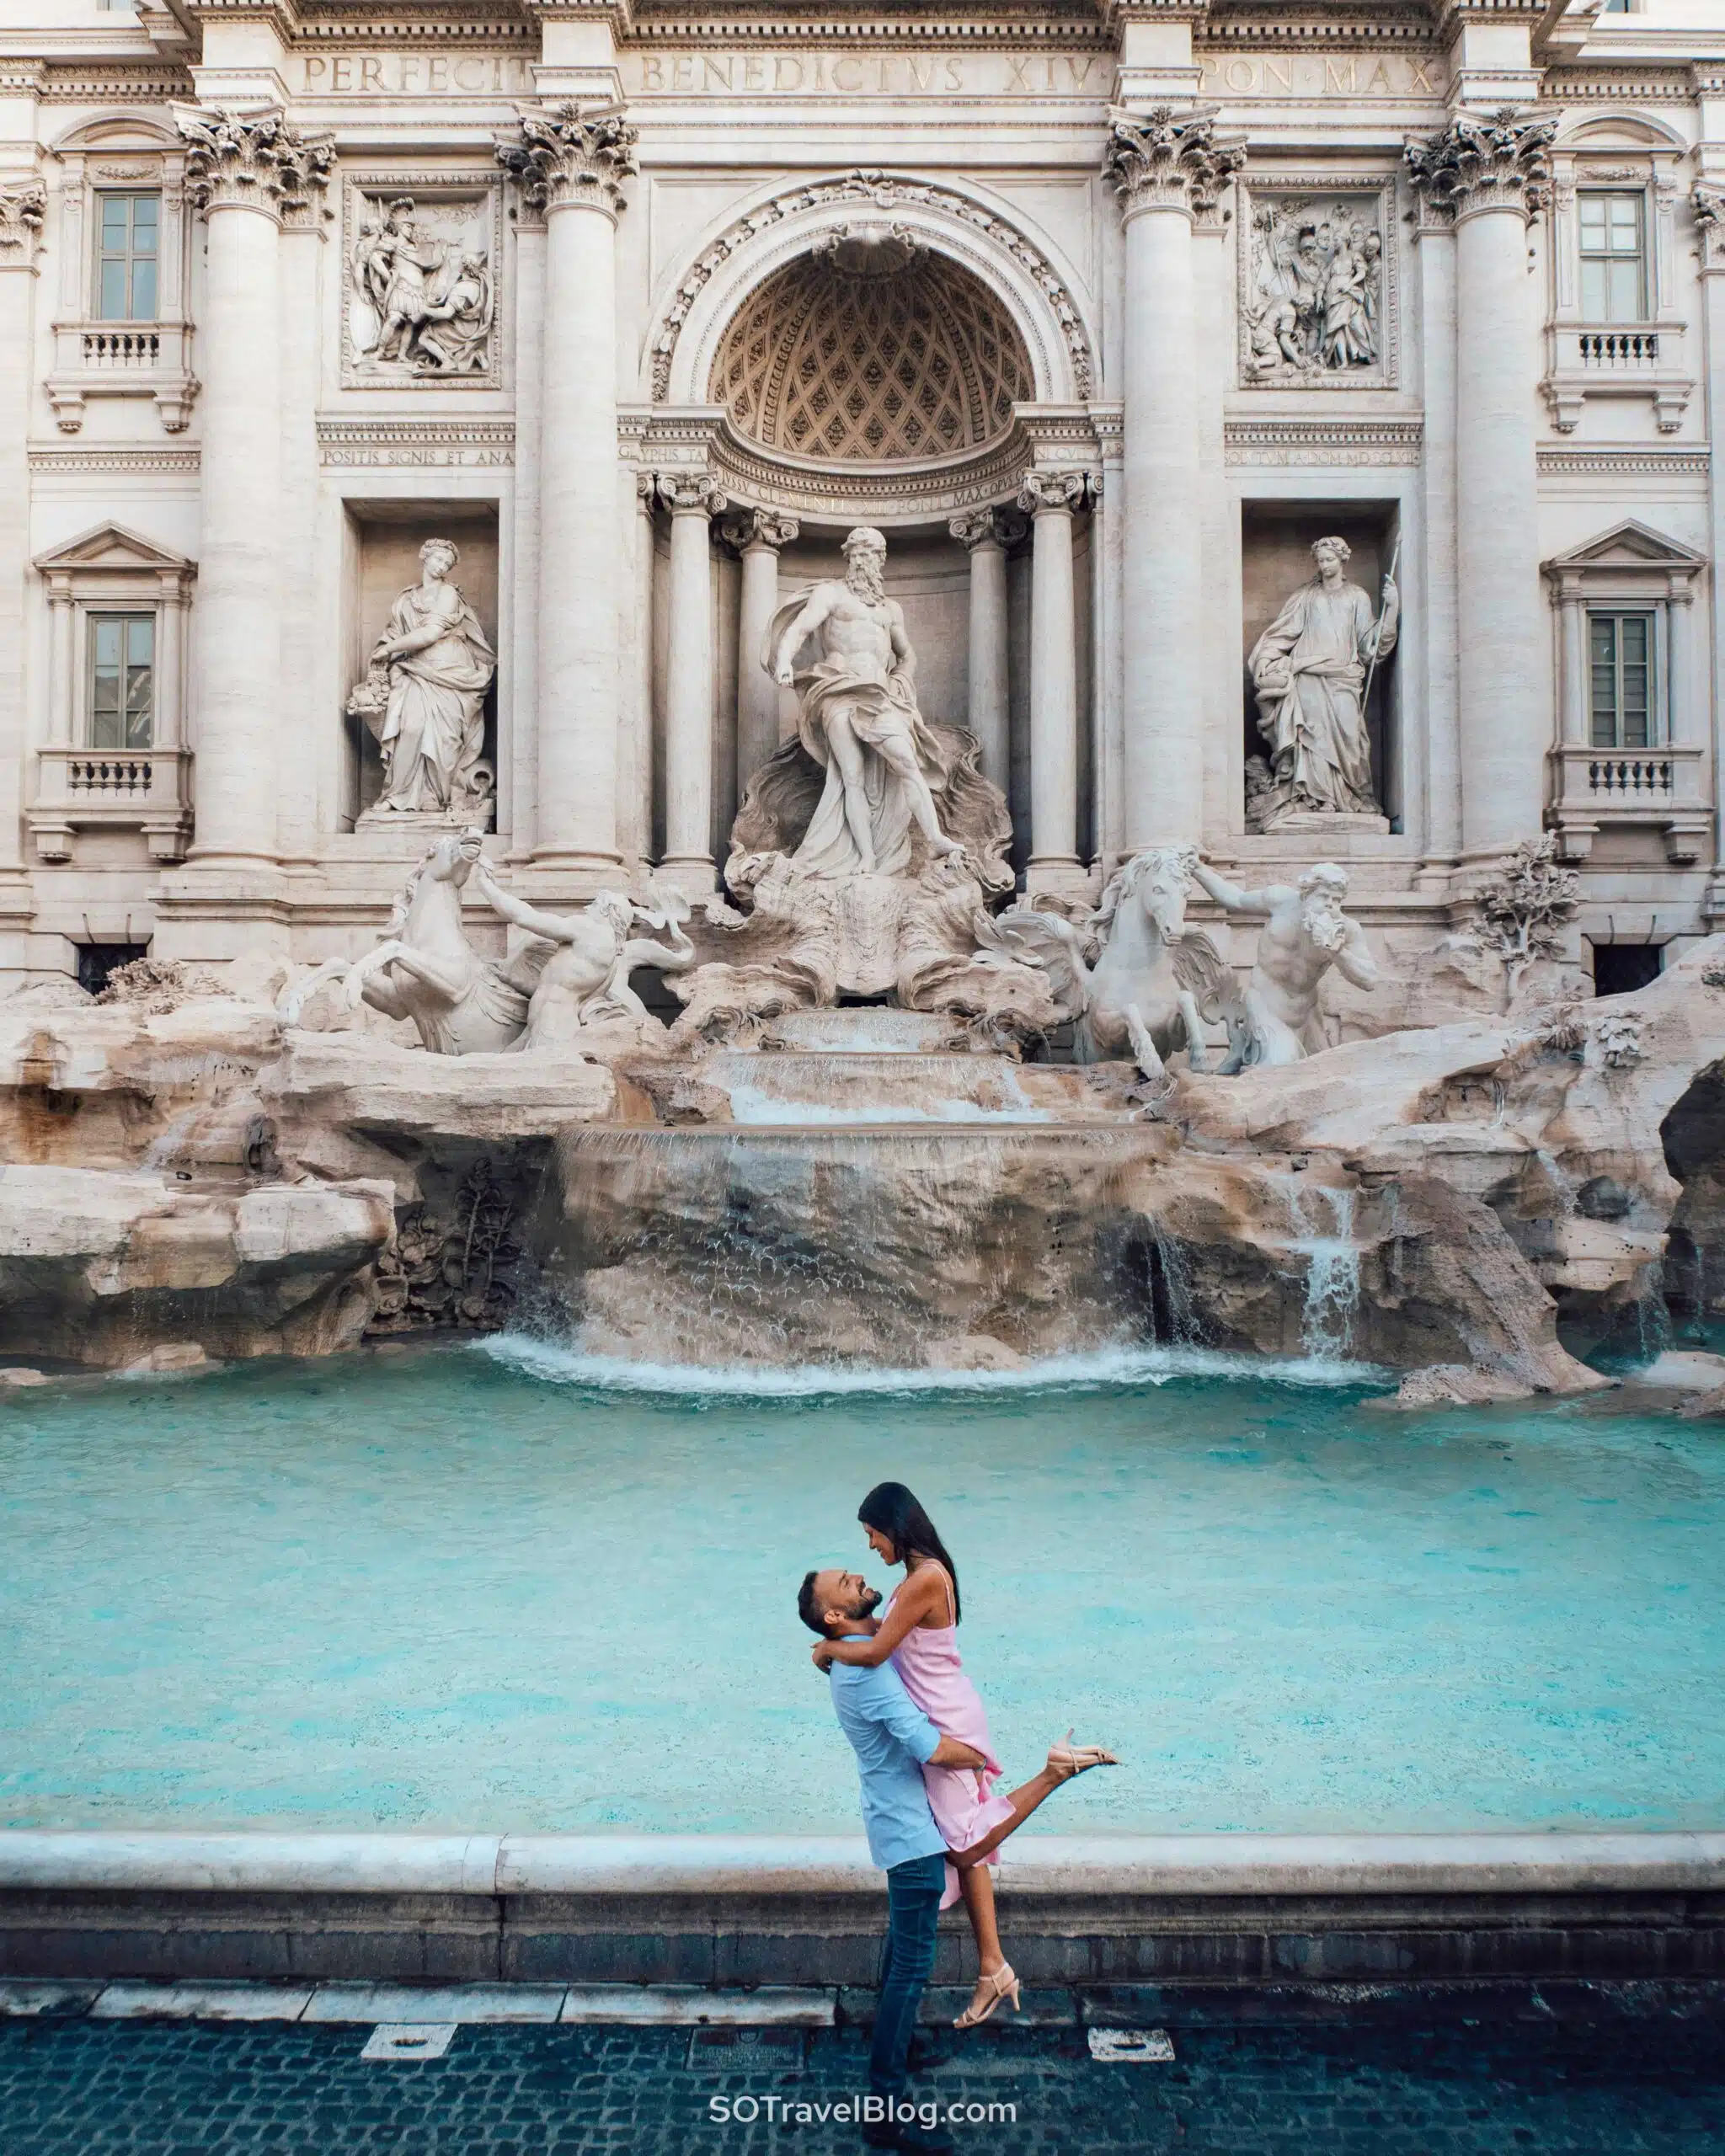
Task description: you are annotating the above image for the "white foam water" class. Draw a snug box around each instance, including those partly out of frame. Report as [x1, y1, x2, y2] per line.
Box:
[476, 1333, 1385, 1399]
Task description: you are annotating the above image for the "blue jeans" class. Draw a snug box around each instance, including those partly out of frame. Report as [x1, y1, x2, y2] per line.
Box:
[869, 1851, 947, 2101]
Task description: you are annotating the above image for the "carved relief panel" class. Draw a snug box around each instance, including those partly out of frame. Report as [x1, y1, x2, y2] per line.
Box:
[341, 173, 503, 388]
[1236, 178, 1397, 392]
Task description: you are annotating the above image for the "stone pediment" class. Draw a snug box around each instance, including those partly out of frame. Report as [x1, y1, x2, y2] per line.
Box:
[1541, 520, 1706, 579]
[33, 522, 194, 577]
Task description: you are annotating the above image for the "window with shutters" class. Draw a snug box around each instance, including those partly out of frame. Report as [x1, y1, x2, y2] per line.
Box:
[1578, 191, 1646, 323]
[1587, 611, 1657, 751]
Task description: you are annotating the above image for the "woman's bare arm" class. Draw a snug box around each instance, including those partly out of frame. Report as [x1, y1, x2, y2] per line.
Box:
[813, 1567, 944, 1668]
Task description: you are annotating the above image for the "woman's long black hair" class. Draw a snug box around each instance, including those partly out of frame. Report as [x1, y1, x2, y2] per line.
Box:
[857, 1481, 961, 1624]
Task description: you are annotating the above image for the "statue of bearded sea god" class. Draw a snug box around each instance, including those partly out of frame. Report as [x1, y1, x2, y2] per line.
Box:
[1247, 535, 1397, 830]
[670, 526, 1050, 1041]
[766, 526, 968, 880]
[1191, 857, 1380, 1068]
[348, 538, 497, 827]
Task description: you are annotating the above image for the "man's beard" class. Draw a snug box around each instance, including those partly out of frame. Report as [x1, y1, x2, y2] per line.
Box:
[846, 557, 887, 605]
[846, 1585, 883, 1620]
[1300, 896, 1347, 952]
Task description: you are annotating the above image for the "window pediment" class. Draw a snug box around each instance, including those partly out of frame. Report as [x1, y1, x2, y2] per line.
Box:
[35, 521, 193, 579]
[1543, 520, 1704, 582]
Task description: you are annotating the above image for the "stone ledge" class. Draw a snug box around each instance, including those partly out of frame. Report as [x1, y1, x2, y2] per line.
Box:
[3, 1831, 1722, 1900]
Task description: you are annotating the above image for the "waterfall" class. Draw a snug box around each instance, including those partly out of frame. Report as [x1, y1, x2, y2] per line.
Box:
[1284, 1179, 1361, 1362]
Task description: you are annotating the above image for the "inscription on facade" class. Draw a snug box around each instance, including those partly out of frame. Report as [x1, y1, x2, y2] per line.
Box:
[296, 49, 1445, 101]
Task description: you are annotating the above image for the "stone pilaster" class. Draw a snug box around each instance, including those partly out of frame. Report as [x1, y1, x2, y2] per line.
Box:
[1407, 110, 1555, 858]
[1016, 472, 1089, 887]
[721, 508, 799, 794]
[499, 102, 637, 878]
[657, 472, 728, 893]
[172, 108, 333, 887]
[1694, 185, 1725, 915]
[949, 506, 1023, 796]
[0, 180, 43, 907]
[1104, 105, 1243, 851]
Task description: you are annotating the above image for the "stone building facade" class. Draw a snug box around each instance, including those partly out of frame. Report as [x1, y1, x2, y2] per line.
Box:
[1, 0, 1722, 994]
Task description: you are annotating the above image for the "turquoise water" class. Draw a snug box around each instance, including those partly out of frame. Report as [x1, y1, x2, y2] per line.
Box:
[2, 1339, 1722, 1836]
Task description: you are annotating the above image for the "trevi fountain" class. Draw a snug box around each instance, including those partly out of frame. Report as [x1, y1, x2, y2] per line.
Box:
[1, 0, 1724, 2008]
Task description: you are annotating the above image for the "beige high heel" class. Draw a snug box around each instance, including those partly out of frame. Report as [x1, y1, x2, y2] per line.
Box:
[954, 1962, 1022, 2030]
[1047, 1728, 1120, 1778]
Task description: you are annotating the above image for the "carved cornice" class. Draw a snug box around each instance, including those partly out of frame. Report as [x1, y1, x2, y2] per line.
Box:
[1404, 108, 1556, 227]
[29, 446, 201, 474]
[1536, 446, 1710, 479]
[41, 65, 195, 103]
[718, 506, 798, 552]
[656, 470, 728, 515]
[174, 105, 334, 220]
[0, 183, 46, 265]
[496, 103, 638, 217]
[1696, 185, 1725, 277]
[1104, 105, 1245, 224]
[1224, 416, 1422, 467]
[1017, 468, 1091, 515]
[949, 505, 1027, 550]
[1540, 68, 1694, 105]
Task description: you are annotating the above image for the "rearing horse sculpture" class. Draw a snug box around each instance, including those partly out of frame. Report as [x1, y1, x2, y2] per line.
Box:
[980, 845, 1236, 1083]
[279, 829, 529, 1054]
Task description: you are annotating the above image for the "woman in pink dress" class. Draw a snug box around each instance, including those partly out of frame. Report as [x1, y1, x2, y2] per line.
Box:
[812, 1481, 1118, 2028]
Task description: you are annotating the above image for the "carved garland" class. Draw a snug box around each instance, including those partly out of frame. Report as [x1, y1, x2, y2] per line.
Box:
[649, 169, 1094, 403]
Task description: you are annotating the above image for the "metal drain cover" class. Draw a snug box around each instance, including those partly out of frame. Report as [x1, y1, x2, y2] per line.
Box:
[1087, 2027, 1174, 2063]
[361, 2023, 457, 2062]
[684, 2025, 806, 2075]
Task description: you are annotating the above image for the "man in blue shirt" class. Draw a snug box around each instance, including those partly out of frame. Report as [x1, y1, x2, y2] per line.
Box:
[799, 1565, 986, 2155]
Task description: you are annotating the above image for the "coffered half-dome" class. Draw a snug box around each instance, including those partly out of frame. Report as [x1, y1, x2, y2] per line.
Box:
[709, 241, 1035, 464]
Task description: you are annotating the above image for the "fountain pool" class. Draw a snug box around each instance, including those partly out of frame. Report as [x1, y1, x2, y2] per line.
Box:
[2, 1339, 1721, 1841]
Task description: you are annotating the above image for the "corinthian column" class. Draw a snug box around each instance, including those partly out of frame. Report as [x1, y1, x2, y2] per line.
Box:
[949, 506, 1022, 794]
[722, 507, 798, 791]
[0, 182, 45, 899]
[1696, 184, 1725, 915]
[1104, 107, 1243, 854]
[499, 104, 636, 876]
[659, 473, 728, 893]
[1017, 472, 1089, 887]
[1407, 110, 1557, 857]
[174, 109, 332, 869]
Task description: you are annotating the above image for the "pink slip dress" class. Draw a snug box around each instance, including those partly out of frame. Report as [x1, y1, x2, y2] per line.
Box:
[888, 1566, 1017, 1909]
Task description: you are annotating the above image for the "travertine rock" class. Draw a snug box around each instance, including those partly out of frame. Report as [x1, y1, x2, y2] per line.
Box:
[0, 1165, 394, 1366]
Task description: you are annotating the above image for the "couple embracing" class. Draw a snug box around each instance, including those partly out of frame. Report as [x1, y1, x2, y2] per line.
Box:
[798, 1483, 1117, 2155]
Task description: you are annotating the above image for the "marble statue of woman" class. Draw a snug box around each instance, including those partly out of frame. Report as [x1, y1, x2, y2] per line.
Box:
[353, 537, 496, 822]
[1247, 535, 1397, 824]
[766, 526, 966, 880]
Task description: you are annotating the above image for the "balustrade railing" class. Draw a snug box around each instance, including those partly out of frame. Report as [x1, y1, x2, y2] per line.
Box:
[1587, 755, 1674, 797]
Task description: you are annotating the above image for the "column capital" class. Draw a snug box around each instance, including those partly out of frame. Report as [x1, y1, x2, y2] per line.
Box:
[0, 179, 44, 270]
[657, 471, 729, 517]
[1696, 184, 1725, 275]
[1103, 104, 1244, 224]
[173, 105, 334, 221]
[1017, 471, 1092, 516]
[949, 505, 1028, 551]
[1404, 108, 1556, 228]
[720, 506, 798, 554]
[498, 101, 638, 218]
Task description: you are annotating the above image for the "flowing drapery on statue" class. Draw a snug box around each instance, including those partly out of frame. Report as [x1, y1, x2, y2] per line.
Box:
[1247, 535, 1397, 824]
[766, 527, 965, 880]
[349, 537, 496, 824]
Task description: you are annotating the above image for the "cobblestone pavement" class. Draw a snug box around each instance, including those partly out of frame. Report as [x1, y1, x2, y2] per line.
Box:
[2, 1993, 1722, 2155]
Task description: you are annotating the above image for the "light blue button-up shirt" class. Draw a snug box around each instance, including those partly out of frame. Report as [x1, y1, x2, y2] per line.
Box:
[827, 1634, 948, 1873]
